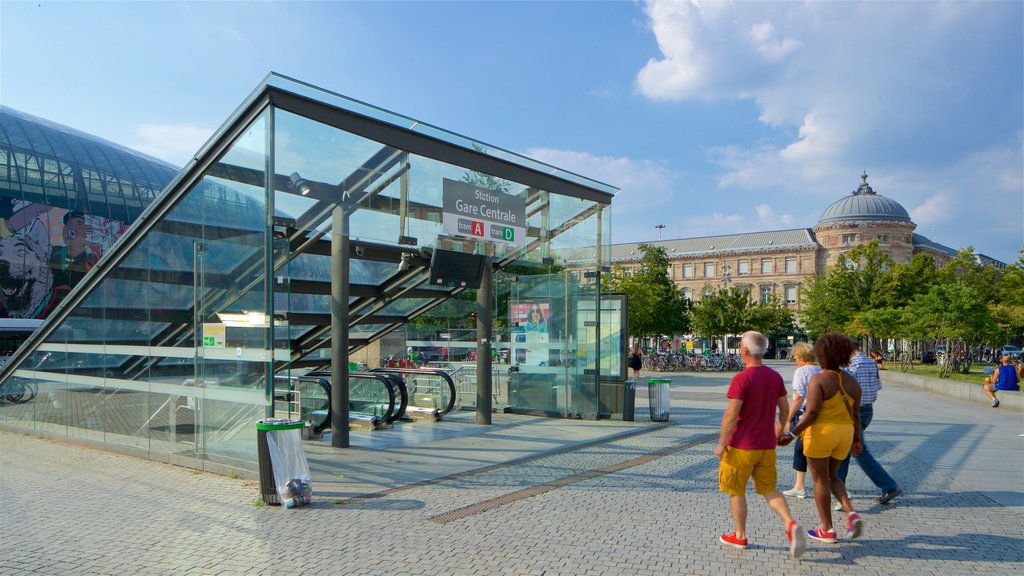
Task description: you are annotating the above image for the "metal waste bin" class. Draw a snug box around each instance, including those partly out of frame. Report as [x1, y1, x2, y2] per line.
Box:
[257, 418, 305, 505]
[648, 379, 671, 422]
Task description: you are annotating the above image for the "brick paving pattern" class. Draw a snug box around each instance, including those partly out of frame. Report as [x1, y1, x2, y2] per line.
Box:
[2, 366, 1022, 575]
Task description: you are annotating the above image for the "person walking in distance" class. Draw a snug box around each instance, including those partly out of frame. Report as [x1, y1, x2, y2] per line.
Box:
[715, 331, 805, 558]
[836, 341, 902, 505]
[628, 344, 643, 380]
[782, 333, 865, 543]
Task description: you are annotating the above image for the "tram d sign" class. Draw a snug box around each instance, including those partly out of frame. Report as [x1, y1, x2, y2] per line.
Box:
[442, 178, 526, 246]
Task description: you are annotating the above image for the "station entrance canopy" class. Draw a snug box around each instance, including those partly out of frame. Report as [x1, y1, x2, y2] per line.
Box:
[0, 73, 617, 474]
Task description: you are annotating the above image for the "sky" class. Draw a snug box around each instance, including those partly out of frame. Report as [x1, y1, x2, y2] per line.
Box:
[1, 0, 1021, 263]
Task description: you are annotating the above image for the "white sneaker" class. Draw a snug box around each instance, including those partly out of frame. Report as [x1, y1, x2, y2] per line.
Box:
[833, 501, 844, 511]
[783, 487, 806, 499]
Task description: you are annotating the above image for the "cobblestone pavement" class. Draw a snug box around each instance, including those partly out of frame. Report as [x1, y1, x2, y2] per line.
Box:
[2, 363, 1022, 575]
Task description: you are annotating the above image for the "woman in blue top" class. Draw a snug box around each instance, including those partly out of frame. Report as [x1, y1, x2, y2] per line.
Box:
[984, 355, 1020, 408]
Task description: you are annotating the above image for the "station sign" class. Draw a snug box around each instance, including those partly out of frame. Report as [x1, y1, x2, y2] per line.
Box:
[442, 178, 526, 246]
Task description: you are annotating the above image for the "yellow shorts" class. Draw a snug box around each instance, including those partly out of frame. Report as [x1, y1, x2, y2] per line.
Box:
[802, 423, 854, 460]
[718, 447, 777, 496]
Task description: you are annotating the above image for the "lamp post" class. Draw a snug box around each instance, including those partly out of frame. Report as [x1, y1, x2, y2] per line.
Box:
[655, 224, 666, 240]
[720, 263, 732, 354]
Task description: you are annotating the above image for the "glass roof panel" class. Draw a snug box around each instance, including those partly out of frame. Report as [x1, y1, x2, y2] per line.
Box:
[265, 74, 617, 197]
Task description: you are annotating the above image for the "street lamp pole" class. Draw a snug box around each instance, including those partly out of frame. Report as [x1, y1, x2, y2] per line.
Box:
[655, 224, 666, 240]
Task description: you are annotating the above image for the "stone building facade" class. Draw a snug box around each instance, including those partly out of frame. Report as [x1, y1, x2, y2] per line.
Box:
[609, 174, 1000, 324]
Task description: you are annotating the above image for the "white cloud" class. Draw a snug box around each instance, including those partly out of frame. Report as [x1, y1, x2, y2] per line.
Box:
[632, 1, 1021, 261]
[754, 204, 794, 227]
[749, 22, 801, 61]
[526, 147, 678, 213]
[131, 122, 214, 166]
[909, 194, 951, 225]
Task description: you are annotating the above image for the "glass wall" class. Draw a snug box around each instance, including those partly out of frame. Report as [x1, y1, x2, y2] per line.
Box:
[0, 74, 616, 473]
[0, 113, 276, 475]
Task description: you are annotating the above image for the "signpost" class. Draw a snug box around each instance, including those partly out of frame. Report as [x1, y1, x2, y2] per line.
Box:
[442, 178, 526, 247]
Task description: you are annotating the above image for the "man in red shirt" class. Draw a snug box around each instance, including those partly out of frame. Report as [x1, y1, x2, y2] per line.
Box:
[715, 331, 805, 558]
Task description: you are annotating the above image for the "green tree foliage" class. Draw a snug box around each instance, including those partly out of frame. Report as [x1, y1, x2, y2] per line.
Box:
[990, 249, 1024, 342]
[691, 286, 749, 343]
[606, 244, 689, 338]
[906, 283, 995, 343]
[747, 296, 797, 337]
[872, 252, 938, 308]
[691, 287, 795, 343]
[802, 241, 1019, 358]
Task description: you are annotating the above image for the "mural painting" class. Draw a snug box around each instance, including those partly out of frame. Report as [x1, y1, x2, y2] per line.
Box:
[0, 198, 127, 320]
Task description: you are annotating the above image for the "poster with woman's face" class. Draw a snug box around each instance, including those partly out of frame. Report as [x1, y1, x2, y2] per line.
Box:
[510, 301, 550, 366]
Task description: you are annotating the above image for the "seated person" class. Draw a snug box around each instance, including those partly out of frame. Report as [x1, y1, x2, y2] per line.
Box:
[984, 355, 1020, 408]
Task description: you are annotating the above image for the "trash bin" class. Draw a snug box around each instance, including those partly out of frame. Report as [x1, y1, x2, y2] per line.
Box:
[648, 379, 671, 422]
[257, 418, 312, 507]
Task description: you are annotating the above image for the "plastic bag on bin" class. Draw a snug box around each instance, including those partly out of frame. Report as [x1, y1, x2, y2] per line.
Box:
[265, 426, 313, 508]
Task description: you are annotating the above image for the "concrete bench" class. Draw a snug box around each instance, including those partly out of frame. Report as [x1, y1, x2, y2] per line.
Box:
[881, 370, 1022, 412]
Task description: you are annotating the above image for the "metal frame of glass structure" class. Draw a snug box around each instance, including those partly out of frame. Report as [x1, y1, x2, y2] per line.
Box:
[0, 73, 618, 476]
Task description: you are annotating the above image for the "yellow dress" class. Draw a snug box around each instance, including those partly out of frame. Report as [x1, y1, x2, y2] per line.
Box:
[802, 372, 855, 460]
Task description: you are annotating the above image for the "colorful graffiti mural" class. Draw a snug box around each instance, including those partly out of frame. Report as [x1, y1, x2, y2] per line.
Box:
[0, 199, 127, 319]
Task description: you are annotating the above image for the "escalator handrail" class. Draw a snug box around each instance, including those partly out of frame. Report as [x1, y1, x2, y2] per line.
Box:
[370, 367, 458, 416]
[309, 370, 401, 425]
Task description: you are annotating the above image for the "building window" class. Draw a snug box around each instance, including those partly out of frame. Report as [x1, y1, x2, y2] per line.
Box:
[667, 265, 674, 279]
[785, 257, 797, 274]
[878, 234, 888, 243]
[785, 285, 797, 304]
[760, 286, 773, 303]
[737, 260, 749, 275]
[682, 288, 692, 302]
[761, 258, 773, 274]
[842, 233, 857, 244]
[704, 262, 716, 277]
[683, 264, 694, 278]
[736, 285, 750, 299]
[905, 235, 911, 243]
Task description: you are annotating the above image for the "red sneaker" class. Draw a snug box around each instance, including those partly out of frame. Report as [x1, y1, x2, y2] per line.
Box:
[719, 532, 749, 549]
[846, 512, 865, 539]
[807, 525, 838, 543]
[787, 521, 805, 558]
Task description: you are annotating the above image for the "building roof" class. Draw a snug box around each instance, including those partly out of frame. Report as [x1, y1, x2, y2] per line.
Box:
[911, 232, 958, 259]
[817, 173, 911, 225]
[610, 228, 817, 262]
[0, 106, 179, 222]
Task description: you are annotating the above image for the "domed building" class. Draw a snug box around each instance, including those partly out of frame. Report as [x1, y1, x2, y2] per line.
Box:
[610, 172, 1003, 325]
[813, 173, 917, 268]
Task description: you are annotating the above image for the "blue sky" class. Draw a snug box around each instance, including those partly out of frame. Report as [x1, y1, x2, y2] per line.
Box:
[2, 1, 1021, 263]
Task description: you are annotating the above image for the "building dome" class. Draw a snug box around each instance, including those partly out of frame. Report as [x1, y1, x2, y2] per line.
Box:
[817, 173, 911, 225]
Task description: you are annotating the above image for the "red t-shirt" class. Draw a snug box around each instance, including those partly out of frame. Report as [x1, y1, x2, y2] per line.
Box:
[726, 365, 787, 450]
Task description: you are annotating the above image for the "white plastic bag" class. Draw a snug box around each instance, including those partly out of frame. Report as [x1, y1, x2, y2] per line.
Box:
[265, 427, 313, 508]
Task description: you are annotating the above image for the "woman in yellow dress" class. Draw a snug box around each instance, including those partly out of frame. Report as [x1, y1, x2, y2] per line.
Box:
[785, 333, 865, 543]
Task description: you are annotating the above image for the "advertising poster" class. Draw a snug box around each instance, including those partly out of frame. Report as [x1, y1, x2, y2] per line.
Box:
[510, 301, 550, 366]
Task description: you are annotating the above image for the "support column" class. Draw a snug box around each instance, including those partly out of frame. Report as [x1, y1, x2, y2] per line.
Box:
[476, 262, 492, 425]
[331, 205, 350, 447]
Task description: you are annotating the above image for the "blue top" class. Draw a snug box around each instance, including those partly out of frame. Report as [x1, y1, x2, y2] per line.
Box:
[995, 365, 1020, 391]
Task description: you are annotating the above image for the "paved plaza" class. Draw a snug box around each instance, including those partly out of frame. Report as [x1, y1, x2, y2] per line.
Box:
[2, 361, 1022, 575]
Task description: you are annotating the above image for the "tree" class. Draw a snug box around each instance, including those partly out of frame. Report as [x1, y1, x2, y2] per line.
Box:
[606, 244, 689, 339]
[872, 252, 938, 309]
[690, 286, 752, 347]
[746, 296, 797, 339]
[906, 283, 995, 347]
